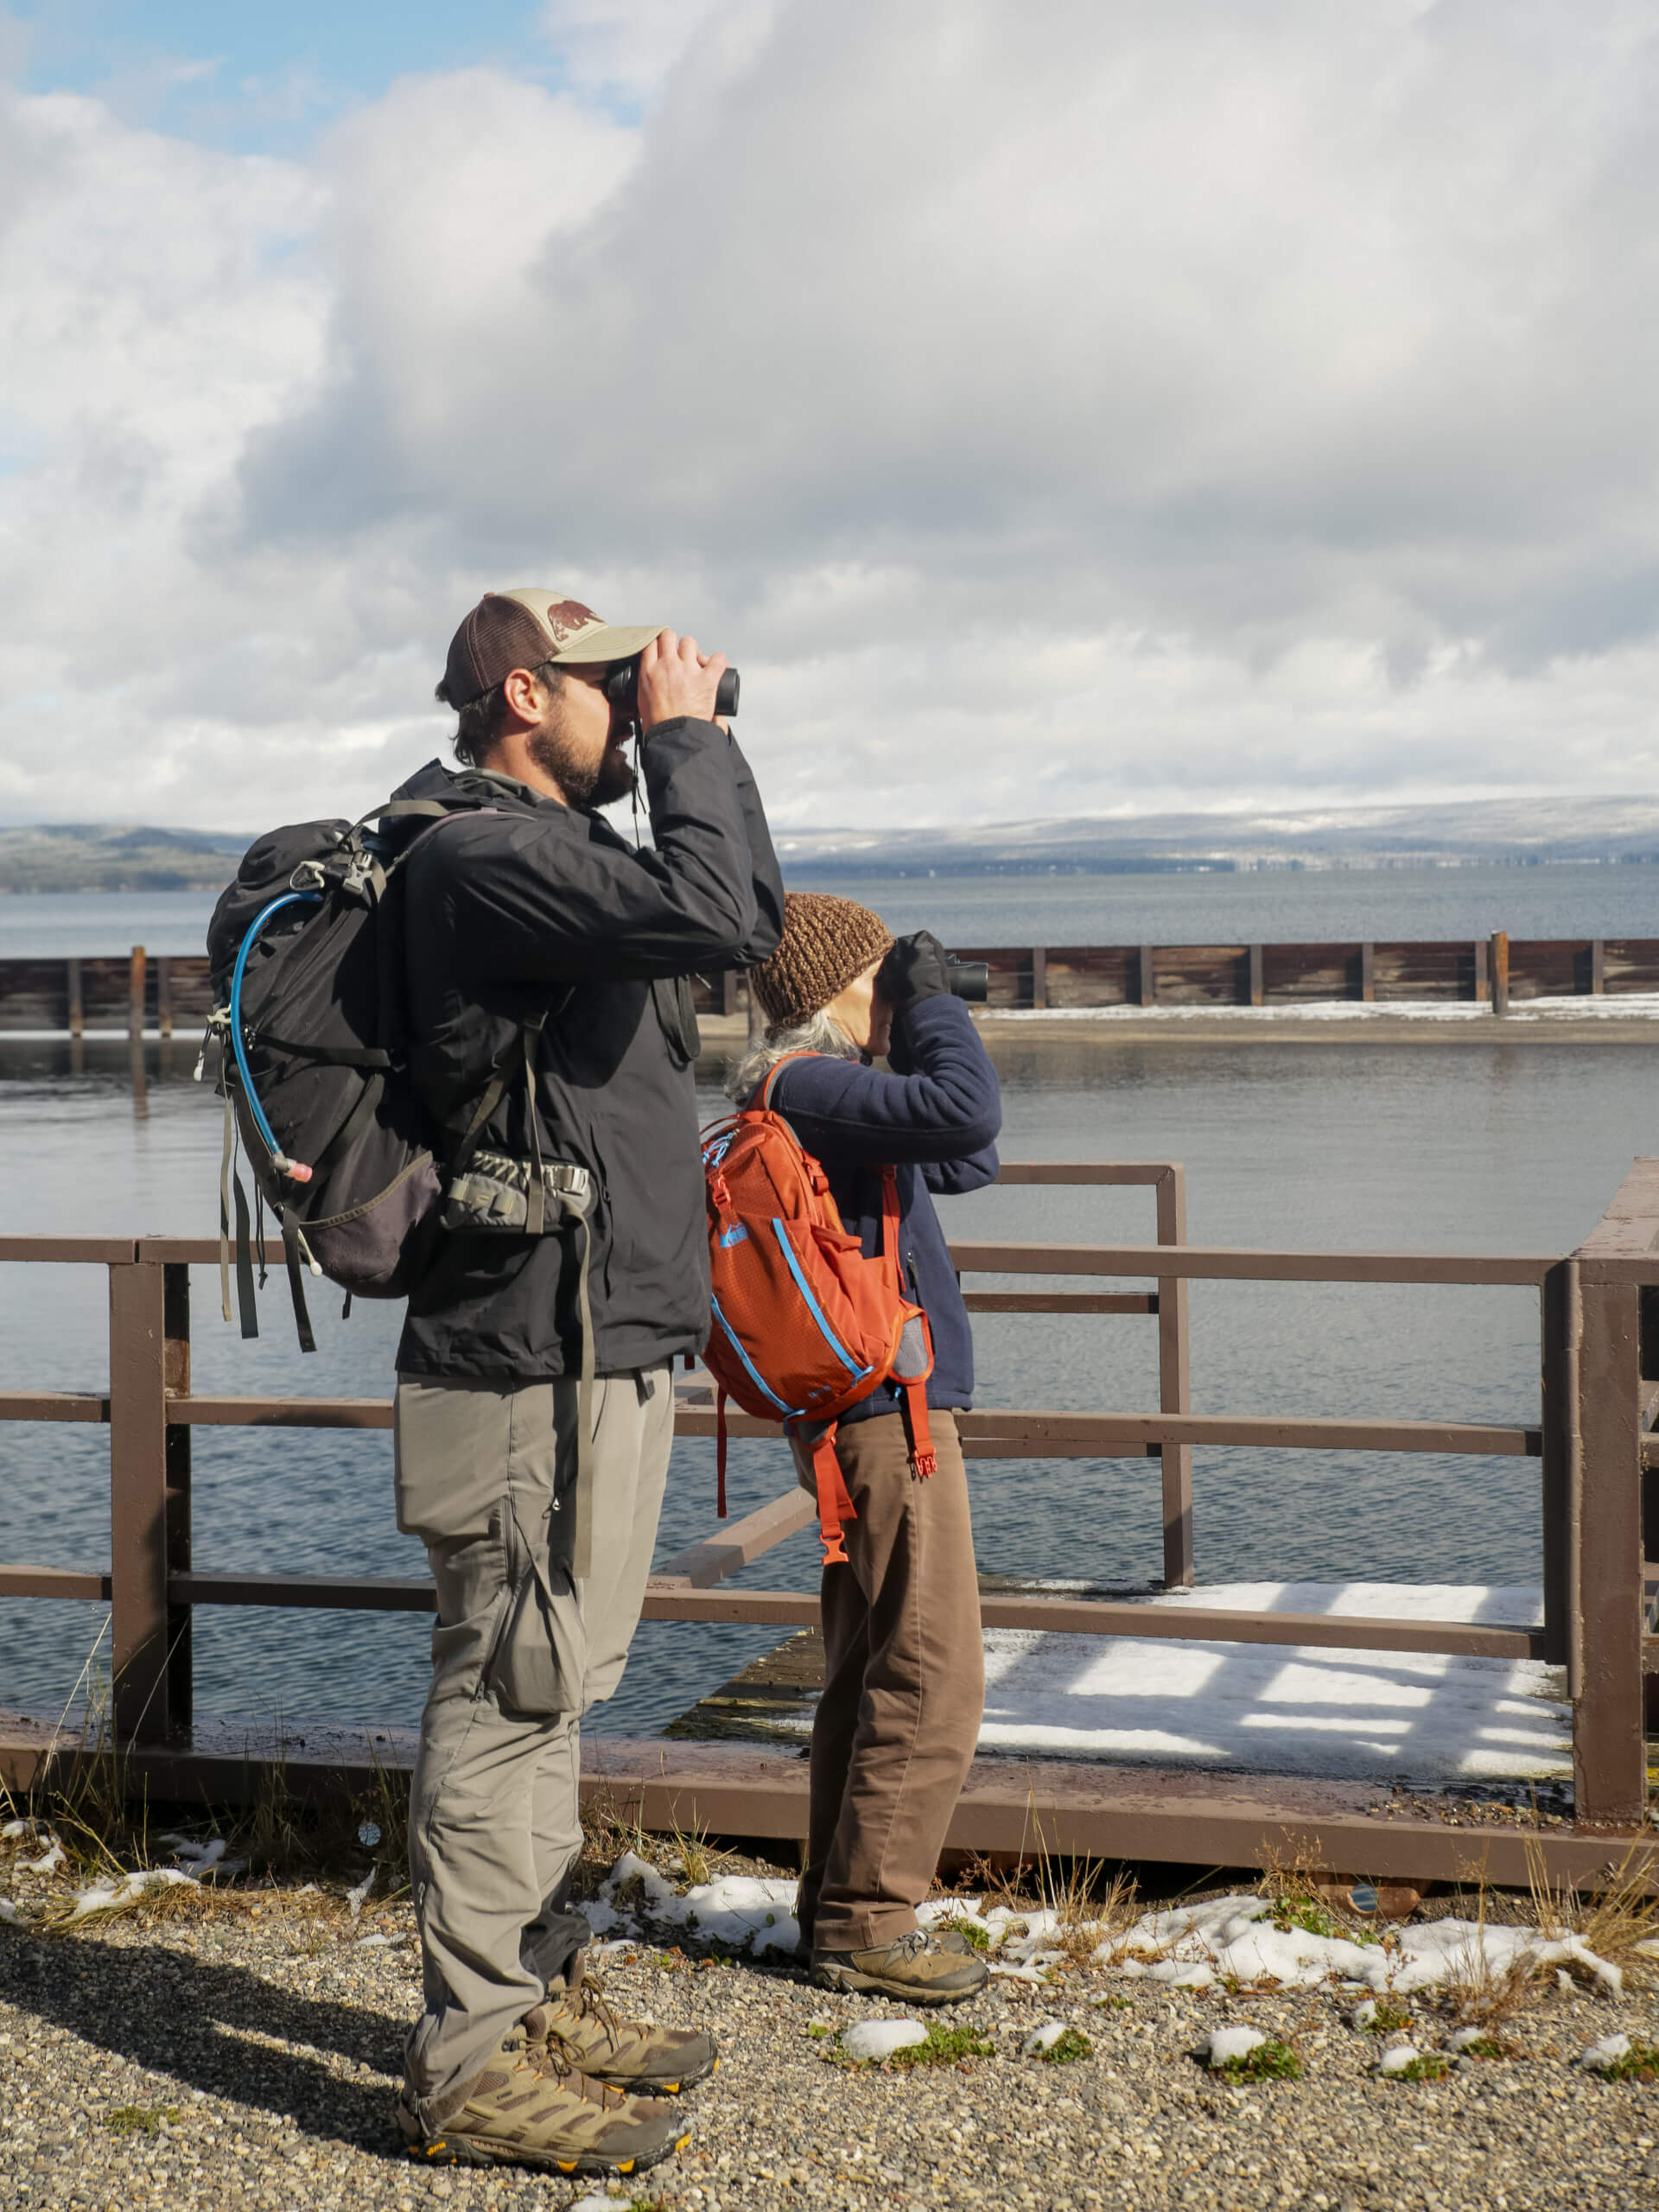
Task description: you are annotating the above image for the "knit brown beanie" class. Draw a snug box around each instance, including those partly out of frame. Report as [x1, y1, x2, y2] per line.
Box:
[747, 891, 895, 1030]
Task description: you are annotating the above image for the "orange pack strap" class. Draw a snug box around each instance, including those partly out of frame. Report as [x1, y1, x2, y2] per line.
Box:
[810, 1424, 855, 1567]
[880, 1166, 937, 1478]
[715, 1385, 728, 1519]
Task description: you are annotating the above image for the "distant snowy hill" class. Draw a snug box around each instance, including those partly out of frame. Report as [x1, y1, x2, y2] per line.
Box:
[773, 796, 1659, 874]
[0, 823, 248, 893]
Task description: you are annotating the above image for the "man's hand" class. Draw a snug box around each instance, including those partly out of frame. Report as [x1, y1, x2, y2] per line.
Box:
[637, 630, 728, 732]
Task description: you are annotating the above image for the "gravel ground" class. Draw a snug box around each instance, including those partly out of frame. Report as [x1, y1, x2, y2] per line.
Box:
[1, 1868, 1656, 2212]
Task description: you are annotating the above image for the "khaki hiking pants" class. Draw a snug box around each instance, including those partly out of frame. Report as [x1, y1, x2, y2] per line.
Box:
[394, 1366, 672, 2127]
[794, 1408, 985, 1954]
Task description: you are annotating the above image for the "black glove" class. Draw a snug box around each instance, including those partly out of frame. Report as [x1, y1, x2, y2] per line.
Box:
[879, 930, 951, 1015]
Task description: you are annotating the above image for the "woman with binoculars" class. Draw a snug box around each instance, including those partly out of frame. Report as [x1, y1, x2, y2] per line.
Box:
[730, 893, 1002, 2005]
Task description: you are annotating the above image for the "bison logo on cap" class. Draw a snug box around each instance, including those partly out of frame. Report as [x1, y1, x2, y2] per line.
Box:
[544, 599, 599, 645]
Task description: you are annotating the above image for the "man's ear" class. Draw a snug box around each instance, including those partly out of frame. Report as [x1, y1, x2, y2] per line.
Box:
[500, 666, 545, 727]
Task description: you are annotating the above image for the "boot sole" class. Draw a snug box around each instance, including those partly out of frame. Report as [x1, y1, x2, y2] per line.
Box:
[810, 1960, 987, 2005]
[406, 2124, 690, 2177]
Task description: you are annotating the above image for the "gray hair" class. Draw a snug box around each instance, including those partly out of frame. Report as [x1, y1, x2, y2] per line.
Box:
[725, 1010, 860, 1105]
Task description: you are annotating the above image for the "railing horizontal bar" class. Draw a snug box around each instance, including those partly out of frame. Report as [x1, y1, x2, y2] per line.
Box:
[639, 1586, 1545, 1656]
[0, 1566, 111, 1602]
[171, 1395, 393, 1429]
[0, 1237, 137, 1264]
[949, 1242, 1557, 1286]
[171, 1572, 434, 1611]
[653, 1489, 816, 1589]
[0, 1393, 110, 1424]
[993, 1163, 1174, 1185]
[961, 1293, 1157, 1314]
[673, 1407, 1541, 1458]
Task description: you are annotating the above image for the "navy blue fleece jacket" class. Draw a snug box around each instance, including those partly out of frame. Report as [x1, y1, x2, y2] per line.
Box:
[764, 994, 1001, 1426]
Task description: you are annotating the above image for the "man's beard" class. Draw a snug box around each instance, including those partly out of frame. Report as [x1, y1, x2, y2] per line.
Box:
[526, 719, 636, 807]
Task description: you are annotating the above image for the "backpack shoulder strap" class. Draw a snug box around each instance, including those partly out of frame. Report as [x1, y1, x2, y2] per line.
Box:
[758, 1051, 818, 1110]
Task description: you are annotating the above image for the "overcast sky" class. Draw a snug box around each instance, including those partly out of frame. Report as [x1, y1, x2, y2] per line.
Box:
[1, 0, 1656, 832]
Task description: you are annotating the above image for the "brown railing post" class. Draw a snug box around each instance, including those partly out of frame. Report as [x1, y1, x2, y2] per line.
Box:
[1360, 943, 1375, 1002]
[109, 1256, 176, 1743]
[720, 969, 738, 1017]
[65, 957, 83, 1039]
[1590, 939, 1605, 995]
[1030, 947, 1046, 1010]
[1491, 931, 1510, 1016]
[163, 1262, 193, 1731]
[156, 956, 173, 1039]
[1138, 946, 1156, 1007]
[128, 946, 146, 1043]
[1472, 938, 1489, 1003]
[1573, 1268, 1645, 1824]
[1539, 1260, 1577, 1669]
[1155, 1166, 1194, 1588]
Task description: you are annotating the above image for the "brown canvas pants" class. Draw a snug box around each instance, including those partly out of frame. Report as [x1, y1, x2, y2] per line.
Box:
[795, 1408, 985, 1953]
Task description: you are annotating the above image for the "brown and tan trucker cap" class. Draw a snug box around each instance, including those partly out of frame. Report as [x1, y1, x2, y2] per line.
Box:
[439, 588, 664, 708]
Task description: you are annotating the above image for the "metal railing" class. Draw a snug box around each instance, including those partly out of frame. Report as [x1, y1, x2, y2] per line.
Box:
[3, 1160, 1655, 1859]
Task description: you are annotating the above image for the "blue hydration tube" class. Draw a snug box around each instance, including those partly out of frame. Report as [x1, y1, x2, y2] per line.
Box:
[228, 890, 321, 1173]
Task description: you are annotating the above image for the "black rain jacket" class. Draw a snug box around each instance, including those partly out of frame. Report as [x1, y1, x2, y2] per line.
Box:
[392, 719, 783, 1381]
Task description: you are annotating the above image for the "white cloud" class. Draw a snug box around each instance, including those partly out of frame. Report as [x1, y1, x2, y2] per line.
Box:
[2, 1, 1658, 832]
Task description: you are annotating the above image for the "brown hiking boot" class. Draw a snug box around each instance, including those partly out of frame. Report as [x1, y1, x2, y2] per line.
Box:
[811, 1926, 989, 2005]
[399, 2016, 689, 2177]
[535, 1956, 719, 2093]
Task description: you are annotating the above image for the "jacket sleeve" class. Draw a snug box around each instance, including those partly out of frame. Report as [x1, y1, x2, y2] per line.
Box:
[715, 735, 785, 969]
[922, 1148, 1000, 1195]
[772, 995, 1001, 1165]
[423, 720, 766, 983]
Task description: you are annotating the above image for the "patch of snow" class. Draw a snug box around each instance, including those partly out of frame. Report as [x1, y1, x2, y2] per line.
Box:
[0, 1899, 20, 1924]
[61, 1868, 195, 1923]
[1448, 2025, 1492, 2052]
[22, 1841, 66, 1876]
[346, 1866, 376, 1921]
[842, 2018, 928, 2063]
[166, 1838, 245, 1881]
[588, 1852, 799, 1956]
[1, 1819, 51, 1841]
[1201, 2026, 1268, 2068]
[354, 1933, 391, 1948]
[1106, 1893, 1618, 1994]
[1351, 1999, 1380, 2029]
[1579, 2034, 1632, 2072]
[1378, 2043, 1425, 2075]
[1022, 2019, 1070, 2056]
[994, 995, 1659, 1026]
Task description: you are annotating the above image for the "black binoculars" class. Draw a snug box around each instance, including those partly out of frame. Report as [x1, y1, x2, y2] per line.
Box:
[945, 957, 988, 1001]
[606, 658, 741, 721]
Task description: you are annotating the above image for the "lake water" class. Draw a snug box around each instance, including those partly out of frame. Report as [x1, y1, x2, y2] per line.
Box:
[2, 860, 1656, 961]
[2, 1005, 1650, 1741]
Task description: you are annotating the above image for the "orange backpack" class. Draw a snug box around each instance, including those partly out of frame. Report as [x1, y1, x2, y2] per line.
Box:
[700, 1056, 935, 1564]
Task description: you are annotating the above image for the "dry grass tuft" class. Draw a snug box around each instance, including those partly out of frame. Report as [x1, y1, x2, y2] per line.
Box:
[1528, 1837, 1659, 1984]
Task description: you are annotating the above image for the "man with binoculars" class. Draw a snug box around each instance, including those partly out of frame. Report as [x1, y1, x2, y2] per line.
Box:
[389, 588, 782, 2177]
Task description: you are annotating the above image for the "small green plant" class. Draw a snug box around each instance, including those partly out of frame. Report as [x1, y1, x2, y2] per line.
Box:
[886, 2022, 997, 2070]
[107, 2106, 178, 2137]
[1596, 2038, 1659, 2083]
[1217, 2040, 1301, 2082]
[1389, 2054, 1452, 2083]
[806, 2023, 832, 2039]
[1270, 1896, 1340, 1941]
[1035, 2028, 1093, 2065]
[941, 1916, 992, 1952]
[1096, 1993, 1132, 2012]
[1455, 2036, 1512, 2062]
[1360, 1999, 1413, 2035]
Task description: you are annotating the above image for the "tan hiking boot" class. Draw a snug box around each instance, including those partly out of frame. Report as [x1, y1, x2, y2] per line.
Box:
[536, 1957, 719, 2093]
[399, 2017, 689, 2178]
[811, 1925, 989, 2004]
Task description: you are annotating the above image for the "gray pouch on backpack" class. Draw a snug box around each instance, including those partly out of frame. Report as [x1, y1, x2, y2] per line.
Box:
[441, 1150, 594, 1234]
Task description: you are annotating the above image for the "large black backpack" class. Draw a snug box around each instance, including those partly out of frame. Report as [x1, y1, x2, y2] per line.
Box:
[205, 792, 522, 1350]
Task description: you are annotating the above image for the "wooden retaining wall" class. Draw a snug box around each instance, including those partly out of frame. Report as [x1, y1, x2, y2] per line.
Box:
[5, 934, 1659, 1033]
